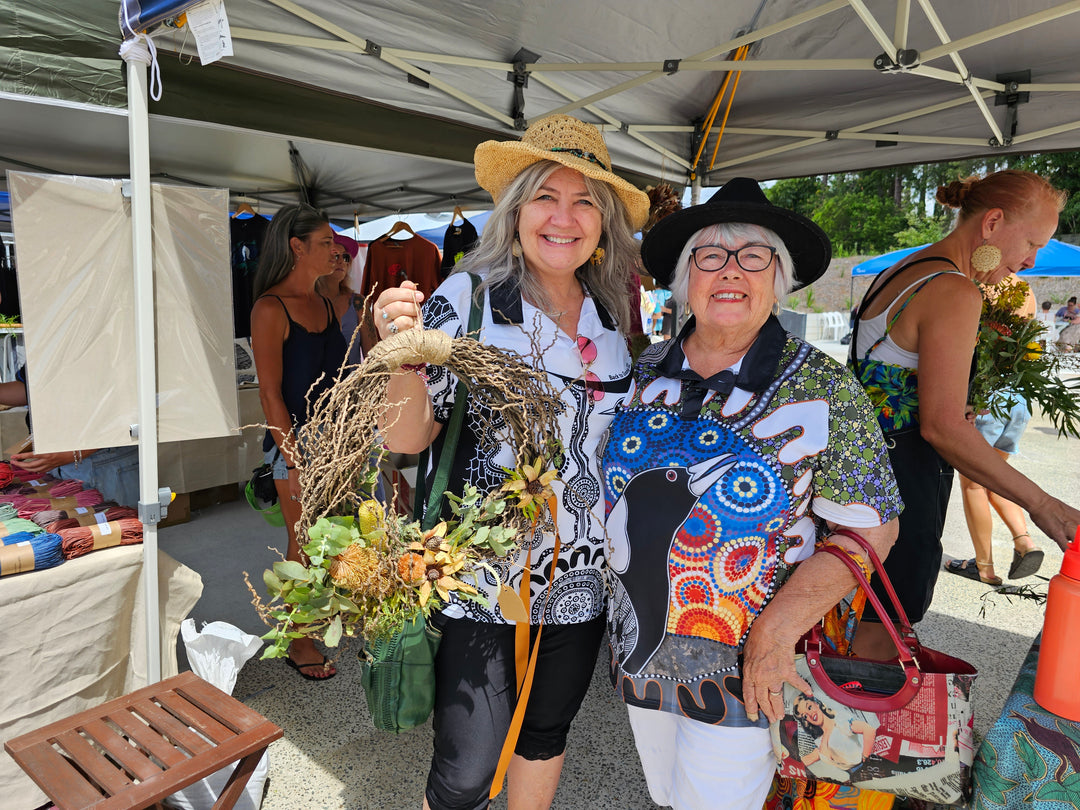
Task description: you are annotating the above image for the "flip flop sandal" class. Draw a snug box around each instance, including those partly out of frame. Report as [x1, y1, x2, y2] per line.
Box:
[285, 657, 337, 681]
[1009, 547, 1044, 580]
[944, 558, 1002, 586]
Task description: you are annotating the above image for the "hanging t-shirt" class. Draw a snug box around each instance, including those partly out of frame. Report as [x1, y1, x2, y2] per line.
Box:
[230, 214, 269, 339]
[440, 218, 479, 280]
[360, 233, 441, 301]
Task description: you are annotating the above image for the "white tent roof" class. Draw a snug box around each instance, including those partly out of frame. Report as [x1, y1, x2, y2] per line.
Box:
[4, 1, 1080, 218]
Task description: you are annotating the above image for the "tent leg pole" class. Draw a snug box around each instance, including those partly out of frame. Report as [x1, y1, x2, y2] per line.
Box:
[126, 58, 162, 685]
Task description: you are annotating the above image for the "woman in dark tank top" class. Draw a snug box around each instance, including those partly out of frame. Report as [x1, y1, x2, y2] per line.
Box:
[250, 203, 346, 680]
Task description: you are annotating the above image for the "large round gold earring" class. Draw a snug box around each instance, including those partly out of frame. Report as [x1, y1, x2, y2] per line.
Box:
[971, 242, 1002, 275]
[511, 237, 523, 258]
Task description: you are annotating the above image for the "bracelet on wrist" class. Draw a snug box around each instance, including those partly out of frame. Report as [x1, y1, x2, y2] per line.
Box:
[285, 464, 296, 470]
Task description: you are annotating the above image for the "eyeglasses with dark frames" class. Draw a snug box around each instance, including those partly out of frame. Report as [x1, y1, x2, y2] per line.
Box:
[691, 244, 777, 273]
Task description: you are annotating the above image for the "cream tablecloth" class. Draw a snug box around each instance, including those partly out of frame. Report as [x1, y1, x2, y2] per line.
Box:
[0, 545, 203, 809]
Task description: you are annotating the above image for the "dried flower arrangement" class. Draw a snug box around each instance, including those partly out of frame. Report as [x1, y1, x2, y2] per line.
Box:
[971, 276, 1080, 438]
[248, 325, 564, 657]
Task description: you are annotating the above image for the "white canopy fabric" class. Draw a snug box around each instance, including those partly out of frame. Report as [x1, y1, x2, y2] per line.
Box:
[4, 1, 1080, 219]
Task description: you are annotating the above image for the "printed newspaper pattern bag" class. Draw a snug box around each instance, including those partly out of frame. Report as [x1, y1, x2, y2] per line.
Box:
[769, 530, 978, 805]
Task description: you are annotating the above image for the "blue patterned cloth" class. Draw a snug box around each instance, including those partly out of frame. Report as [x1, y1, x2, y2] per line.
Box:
[972, 635, 1080, 808]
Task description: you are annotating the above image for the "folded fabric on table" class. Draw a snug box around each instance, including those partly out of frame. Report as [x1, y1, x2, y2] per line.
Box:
[58, 518, 144, 560]
[0, 532, 63, 574]
[0, 461, 12, 489]
[0, 503, 16, 522]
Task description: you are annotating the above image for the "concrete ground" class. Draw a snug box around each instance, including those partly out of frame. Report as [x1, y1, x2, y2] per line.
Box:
[159, 337, 1080, 810]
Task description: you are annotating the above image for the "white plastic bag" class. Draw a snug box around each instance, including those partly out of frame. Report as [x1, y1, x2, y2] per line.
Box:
[165, 620, 268, 810]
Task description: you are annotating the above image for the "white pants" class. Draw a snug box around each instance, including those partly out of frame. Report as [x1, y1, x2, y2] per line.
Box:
[627, 705, 775, 810]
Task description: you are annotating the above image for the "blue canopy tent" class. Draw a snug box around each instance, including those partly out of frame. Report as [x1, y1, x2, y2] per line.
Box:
[852, 239, 1080, 277]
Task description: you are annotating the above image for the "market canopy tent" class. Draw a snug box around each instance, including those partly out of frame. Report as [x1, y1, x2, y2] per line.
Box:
[852, 238, 1080, 276]
[5, 1, 1080, 219]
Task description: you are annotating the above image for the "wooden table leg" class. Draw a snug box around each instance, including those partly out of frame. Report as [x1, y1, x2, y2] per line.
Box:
[210, 745, 268, 810]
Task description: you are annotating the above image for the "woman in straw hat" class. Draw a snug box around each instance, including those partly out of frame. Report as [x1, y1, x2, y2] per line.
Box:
[374, 114, 649, 810]
[600, 178, 900, 809]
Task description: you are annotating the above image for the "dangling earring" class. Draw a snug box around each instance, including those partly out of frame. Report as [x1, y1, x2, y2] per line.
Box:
[971, 240, 1002, 275]
[590, 247, 605, 266]
[772, 299, 782, 317]
[511, 236, 523, 258]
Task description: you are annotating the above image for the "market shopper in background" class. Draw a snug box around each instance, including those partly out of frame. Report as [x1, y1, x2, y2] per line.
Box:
[947, 273, 1044, 586]
[374, 114, 648, 810]
[250, 203, 346, 681]
[849, 170, 1079, 659]
[318, 233, 365, 367]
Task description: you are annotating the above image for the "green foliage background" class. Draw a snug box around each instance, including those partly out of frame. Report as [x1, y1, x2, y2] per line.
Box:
[763, 152, 1080, 257]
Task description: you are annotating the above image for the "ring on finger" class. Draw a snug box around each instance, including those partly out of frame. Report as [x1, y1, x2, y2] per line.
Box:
[388, 322, 399, 334]
[768, 686, 783, 695]
[381, 310, 389, 320]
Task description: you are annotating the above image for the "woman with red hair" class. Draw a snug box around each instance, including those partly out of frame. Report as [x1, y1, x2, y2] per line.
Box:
[849, 169, 1079, 657]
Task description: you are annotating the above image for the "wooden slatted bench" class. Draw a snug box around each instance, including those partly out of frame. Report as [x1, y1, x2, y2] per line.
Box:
[4, 671, 282, 810]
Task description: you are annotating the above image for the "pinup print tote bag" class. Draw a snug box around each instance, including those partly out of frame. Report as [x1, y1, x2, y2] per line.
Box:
[769, 530, 978, 806]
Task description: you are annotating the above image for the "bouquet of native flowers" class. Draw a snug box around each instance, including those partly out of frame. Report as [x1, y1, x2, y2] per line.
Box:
[248, 317, 564, 728]
[971, 275, 1080, 437]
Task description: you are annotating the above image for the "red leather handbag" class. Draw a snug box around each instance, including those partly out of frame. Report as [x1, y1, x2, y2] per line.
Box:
[769, 529, 977, 806]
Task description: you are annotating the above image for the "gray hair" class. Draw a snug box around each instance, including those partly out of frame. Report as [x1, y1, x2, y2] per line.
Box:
[254, 203, 329, 299]
[454, 160, 640, 332]
[668, 223, 795, 309]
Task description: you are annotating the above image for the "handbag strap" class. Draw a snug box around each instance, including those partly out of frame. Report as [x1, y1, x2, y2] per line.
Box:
[805, 543, 922, 712]
[415, 273, 483, 530]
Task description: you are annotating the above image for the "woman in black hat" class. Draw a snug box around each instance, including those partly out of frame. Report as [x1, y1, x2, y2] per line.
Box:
[600, 177, 900, 809]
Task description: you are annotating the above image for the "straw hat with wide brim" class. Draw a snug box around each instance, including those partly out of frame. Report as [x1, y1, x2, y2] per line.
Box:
[641, 177, 831, 291]
[474, 115, 650, 231]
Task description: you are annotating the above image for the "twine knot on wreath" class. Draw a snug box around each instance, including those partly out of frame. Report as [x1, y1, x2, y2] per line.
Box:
[366, 327, 453, 370]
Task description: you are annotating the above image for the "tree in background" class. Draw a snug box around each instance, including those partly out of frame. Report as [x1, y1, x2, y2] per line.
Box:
[762, 153, 1078, 257]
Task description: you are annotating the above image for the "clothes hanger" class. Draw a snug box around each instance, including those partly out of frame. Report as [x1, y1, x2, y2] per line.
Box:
[451, 205, 466, 225]
[231, 202, 257, 219]
[379, 220, 416, 240]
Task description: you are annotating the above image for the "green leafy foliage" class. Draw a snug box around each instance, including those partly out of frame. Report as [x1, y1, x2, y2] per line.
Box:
[971, 277, 1080, 438]
[252, 483, 535, 660]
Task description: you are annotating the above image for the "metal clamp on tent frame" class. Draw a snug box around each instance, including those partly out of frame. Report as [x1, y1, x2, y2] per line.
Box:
[508, 48, 541, 131]
[873, 48, 921, 73]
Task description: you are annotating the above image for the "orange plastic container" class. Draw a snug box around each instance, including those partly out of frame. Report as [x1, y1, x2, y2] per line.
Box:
[1034, 526, 1080, 721]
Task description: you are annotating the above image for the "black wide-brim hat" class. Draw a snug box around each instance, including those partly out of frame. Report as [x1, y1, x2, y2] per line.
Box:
[641, 176, 831, 291]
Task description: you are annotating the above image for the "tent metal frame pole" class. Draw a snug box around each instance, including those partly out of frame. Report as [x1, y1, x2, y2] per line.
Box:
[541, 0, 848, 117]
[846, 0, 897, 55]
[126, 58, 162, 685]
[920, 0, 1080, 63]
[894, 0, 911, 50]
[915, 0, 1005, 145]
[1012, 119, 1080, 145]
[529, 73, 691, 170]
[263, 0, 515, 127]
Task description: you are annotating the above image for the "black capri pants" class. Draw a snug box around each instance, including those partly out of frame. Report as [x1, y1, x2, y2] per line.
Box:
[424, 614, 605, 810]
[864, 427, 954, 625]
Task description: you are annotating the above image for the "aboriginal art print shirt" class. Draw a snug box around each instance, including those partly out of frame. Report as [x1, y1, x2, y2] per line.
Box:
[422, 271, 633, 626]
[601, 315, 901, 727]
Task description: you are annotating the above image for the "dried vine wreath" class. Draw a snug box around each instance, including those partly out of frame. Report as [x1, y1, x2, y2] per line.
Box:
[250, 323, 565, 653]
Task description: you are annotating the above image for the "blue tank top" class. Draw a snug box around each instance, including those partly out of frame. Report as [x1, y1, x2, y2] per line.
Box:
[262, 294, 348, 452]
